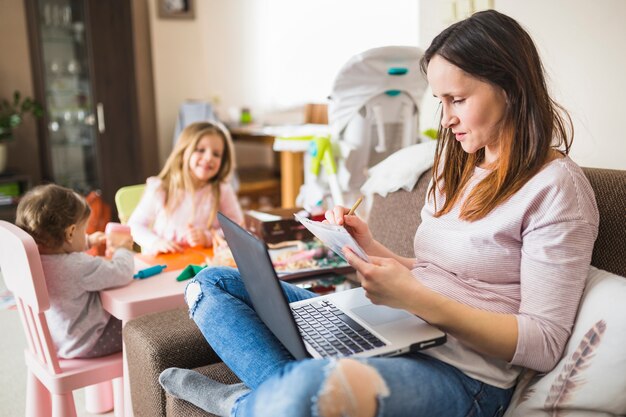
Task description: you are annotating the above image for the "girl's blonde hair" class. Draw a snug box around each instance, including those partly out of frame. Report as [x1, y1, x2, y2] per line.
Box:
[16, 184, 91, 250]
[158, 121, 236, 227]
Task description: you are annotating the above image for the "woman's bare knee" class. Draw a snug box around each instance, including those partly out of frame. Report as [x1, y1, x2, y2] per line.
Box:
[317, 359, 389, 417]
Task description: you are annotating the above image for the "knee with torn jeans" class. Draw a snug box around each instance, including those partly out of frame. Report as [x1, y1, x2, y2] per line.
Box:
[316, 358, 390, 417]
[184, 266, 241, 318]
[185, 279, 203, 317]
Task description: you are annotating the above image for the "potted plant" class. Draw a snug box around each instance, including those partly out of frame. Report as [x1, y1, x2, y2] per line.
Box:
[0, 91, 43, 173]
[0, 90, 44, 141]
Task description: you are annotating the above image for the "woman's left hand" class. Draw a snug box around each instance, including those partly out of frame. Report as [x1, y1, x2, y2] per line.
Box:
[185, 224, 207, 247]
[342, 247, 419, 310]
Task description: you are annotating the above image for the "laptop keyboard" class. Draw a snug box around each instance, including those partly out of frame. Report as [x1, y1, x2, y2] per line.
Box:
[292, 300, 386, 357]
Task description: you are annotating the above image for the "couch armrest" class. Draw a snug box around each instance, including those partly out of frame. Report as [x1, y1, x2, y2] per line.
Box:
[123, 308, 222, 417]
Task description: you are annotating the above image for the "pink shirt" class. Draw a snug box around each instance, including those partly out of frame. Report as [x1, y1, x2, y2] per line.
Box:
[413, 157, 598, 388]
[128, 177, 244, 254]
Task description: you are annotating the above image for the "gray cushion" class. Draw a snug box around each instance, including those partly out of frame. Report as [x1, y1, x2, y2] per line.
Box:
[582, 167, 626, 277]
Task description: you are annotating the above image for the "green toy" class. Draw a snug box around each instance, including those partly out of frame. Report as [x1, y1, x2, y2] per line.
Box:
[176, 264, 206, 282]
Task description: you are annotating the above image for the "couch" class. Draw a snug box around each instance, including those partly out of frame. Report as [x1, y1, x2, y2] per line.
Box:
[123, 167, 626, 417]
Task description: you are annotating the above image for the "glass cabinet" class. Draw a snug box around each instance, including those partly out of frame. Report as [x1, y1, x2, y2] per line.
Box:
[25, 0, 156, 210]
[35, 0, 99, 193]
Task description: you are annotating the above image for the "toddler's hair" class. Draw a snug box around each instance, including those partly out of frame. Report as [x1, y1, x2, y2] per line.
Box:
[16, 184, 91, 250]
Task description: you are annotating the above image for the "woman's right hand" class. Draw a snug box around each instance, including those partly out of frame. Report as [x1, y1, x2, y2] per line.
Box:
[324, 205, 375, 252]
[149, 238, 182, 254]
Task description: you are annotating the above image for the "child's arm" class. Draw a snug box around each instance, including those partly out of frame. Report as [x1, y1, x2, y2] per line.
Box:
[75, 250, 135, 291]
[127, 178, 165, 251]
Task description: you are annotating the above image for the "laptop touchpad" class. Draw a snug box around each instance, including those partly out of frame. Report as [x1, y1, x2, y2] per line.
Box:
[351, 304, 413, 326]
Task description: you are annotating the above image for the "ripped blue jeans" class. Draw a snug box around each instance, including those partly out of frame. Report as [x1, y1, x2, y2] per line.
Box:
[186, 266, 513, 417]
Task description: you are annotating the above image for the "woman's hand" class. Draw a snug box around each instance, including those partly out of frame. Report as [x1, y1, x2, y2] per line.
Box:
[325, 205, 375, 252]
[185, 224, 207, 247]
[149, 238, 182, 254]
[342, 247, 418, 310]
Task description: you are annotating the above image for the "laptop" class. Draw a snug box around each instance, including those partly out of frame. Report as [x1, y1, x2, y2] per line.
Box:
[218, 212, 446, 360]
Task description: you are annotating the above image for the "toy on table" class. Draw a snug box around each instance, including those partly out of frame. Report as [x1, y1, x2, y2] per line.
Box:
[272, 239, 348, 274]
[176, 264, 206, 282]
[134, 264, 167, 279]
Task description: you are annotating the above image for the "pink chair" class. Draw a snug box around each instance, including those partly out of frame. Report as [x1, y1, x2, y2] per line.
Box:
[0, 220, 124, 417]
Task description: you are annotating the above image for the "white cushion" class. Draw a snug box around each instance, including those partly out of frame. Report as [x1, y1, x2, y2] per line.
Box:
[360, 140, 437, 198]
[505, 267, 626, 416]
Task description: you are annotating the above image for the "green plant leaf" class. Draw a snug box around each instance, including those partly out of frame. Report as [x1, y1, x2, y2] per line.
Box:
[0, 91, 43, 132]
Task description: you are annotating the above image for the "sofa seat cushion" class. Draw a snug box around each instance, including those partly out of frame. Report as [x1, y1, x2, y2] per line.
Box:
[505, 267, 626, 416]
[165, 363, 241, 417]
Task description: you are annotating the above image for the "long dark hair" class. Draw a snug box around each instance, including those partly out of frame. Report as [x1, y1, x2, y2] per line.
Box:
[420, 10, 572, 220]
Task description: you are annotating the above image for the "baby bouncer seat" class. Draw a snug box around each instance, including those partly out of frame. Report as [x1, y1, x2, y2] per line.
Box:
[329, 45, 428, 207]
[296, 46, 428, 212]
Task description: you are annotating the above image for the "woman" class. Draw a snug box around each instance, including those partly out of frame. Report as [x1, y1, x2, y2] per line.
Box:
[159, 10, 598, 417]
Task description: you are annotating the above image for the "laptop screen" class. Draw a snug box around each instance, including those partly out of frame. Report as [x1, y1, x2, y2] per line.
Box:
[218, 212, 310, 360]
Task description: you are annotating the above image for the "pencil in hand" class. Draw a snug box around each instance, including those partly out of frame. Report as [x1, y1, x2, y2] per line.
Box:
[347, 196, 363, 216]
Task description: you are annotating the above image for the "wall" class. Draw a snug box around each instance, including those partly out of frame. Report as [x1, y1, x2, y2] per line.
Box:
[147, 0, 258, 164]
[418, 0, 626, 169]
[3, 0, 624, 188]
[147, 0, 420, 166]
[0, 0, 40, 181]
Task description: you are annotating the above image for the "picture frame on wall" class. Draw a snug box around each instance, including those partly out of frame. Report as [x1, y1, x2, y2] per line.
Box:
[158, 0, 195, 20]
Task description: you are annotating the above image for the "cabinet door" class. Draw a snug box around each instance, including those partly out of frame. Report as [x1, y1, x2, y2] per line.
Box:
[86, 0, 141, 205]
[26, 0, 141, 207]
[27, 0, 101, 195]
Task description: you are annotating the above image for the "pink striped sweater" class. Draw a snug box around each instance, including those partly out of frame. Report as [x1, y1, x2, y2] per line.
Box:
[412, 156, 598, 388]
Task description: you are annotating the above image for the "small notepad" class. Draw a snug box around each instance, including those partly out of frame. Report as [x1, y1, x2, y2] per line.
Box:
[294, 213, 370, 262]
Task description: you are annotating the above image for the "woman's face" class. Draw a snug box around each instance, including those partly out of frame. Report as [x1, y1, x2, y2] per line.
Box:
[188, 134, 225, 186]
[427, 55, 508, 166]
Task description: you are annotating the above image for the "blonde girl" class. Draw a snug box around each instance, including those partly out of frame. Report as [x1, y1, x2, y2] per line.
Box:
[129, 121, 244, 254]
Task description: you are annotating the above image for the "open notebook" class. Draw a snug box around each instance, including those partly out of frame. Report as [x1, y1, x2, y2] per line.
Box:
[293, 213, 369, 262]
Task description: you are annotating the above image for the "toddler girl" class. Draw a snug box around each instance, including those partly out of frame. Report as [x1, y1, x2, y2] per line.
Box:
[128, 121, 244, 254]
[16, 184, 134, 359]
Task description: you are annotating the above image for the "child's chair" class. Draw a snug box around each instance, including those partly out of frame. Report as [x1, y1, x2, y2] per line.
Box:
[0, 220, 124, 417]
[115, 184, 145, 224]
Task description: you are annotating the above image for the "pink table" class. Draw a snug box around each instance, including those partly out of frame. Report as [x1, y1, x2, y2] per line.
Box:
[100, 267, 188, 321]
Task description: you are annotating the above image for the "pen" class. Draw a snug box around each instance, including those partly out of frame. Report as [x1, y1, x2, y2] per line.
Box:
[134, 264, 167, 279]
[347, 196, 363, 216]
